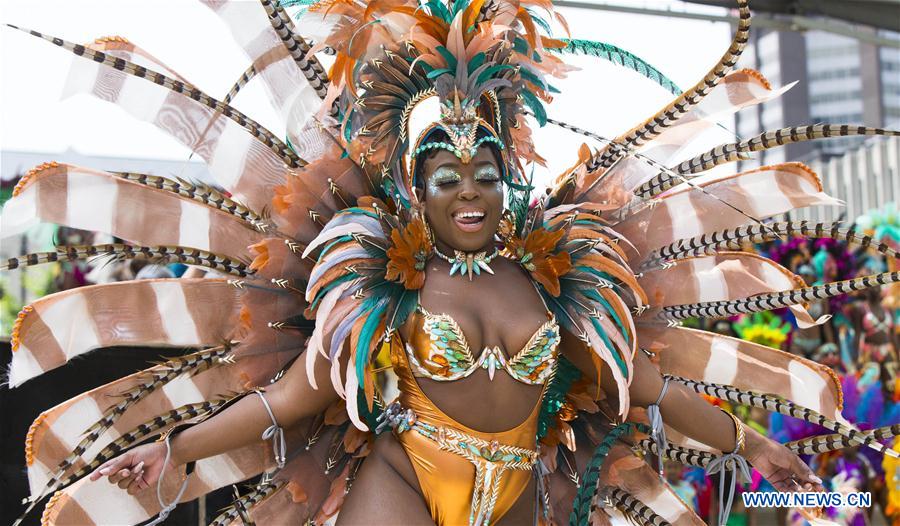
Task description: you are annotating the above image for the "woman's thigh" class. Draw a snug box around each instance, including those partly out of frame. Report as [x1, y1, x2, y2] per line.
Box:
[337, 435, 433, 525]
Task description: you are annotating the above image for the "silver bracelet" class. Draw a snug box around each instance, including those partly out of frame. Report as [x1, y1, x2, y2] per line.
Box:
[254, 389, 286, 469]
[146, 432, 190, 526]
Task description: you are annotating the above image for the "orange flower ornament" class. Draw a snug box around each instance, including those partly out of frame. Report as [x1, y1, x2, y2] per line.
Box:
[505, 227, 572, 297]
[385, 218, 432, 290]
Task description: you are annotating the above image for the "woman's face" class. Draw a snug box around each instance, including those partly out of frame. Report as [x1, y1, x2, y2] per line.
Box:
[420, 146, 503, 253]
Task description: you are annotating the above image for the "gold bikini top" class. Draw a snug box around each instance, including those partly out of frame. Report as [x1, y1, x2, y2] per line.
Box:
[405, 305, 560, 385]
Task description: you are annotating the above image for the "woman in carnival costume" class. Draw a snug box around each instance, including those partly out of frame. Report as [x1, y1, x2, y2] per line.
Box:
[4, 1, 900, 524]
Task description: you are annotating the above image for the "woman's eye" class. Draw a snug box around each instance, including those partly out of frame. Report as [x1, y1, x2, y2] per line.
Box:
[475, 169, 500, 183]
[431, 172, 461, 187]
[476, 175, 500, 183]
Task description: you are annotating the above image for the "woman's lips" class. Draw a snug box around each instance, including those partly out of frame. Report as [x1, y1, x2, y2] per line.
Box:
[452, 208, 486, 233]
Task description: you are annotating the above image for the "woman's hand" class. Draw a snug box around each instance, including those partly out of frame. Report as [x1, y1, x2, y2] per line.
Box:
[743, 426, 824, 492]
[88, 442, 177, 495]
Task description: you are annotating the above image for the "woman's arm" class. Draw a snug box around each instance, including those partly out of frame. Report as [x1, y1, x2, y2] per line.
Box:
[560, 331, 823, 491]
[90, 342, 346, 493]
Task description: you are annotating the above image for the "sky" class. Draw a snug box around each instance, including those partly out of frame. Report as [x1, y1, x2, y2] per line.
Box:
[0, 0, 736, 185]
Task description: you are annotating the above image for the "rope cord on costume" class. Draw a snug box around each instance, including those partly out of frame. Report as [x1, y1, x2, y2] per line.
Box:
[254, 389, 287, 469]
[705, 411, 750, 526]
[647, 377, 670, 478]
[146, 433, 191, 526]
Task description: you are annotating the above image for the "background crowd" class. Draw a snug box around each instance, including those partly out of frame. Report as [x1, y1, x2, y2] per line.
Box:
[670, 203, 900, 526]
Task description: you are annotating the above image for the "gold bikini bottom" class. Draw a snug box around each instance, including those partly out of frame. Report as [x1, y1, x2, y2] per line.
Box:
[386, 337, 545, 525]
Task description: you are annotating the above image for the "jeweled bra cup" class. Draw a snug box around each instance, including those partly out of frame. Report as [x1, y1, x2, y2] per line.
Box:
[407, 305, 561, 384]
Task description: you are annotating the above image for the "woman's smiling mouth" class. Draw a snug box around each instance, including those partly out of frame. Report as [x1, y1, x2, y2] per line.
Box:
[451, 207, 486, 233]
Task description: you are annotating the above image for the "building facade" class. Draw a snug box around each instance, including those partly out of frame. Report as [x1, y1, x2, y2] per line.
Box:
[735, 26, 900, 169]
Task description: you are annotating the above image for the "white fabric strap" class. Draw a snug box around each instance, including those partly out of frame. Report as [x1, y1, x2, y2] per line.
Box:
[647, 376, 671, 478]
[254, 389, 286, 469]
[146, 433, 190, 526]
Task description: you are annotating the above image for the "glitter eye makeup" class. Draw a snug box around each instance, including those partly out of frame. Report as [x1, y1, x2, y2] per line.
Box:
[430, 167, 462, 188]
[474, 165, 500, 183]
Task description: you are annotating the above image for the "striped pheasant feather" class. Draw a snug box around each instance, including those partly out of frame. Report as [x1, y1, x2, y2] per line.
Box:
[785, 424, 900, 455]
[223, 63, 259, 105]
[112, 172, 268, 230]
[26, 348, 229, 505]
[587, 0, 751, 172]
[209, 480, 283, 526]
[641, 221, 900, 271]
[638, 125, 900, 197]
[597, 487, 671, 526]
[637, 438, 716, 469]
[5, 23, 301, 168]
[258, 0, 331, 105]
[4, 243, 252, 276]
[661, 270, 900, 321]
[53, 399, 229, 495]
[667, 376, 897, 457]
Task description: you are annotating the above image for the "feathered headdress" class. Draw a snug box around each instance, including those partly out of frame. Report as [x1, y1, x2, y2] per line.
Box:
[299, 0, 569, 205]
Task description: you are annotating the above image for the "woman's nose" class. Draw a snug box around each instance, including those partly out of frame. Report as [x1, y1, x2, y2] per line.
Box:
[458, 177, 479, 200]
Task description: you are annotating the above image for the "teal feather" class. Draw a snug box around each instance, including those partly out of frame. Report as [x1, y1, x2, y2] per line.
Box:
[279, 0, 317, 17]
[337, 208, 380, 219]
[513, 37, 529, 55]
[467, 52, 486, 74]
[518, 67, 547, 90]
[427, 68, 453, 79]
[525, 8, 553, 35]
[475, 64, 515, 85]
[537, 357, 582, 439]
[310, 274, 357, 310]
[355, 300, 388, 383]
[506, 185, 531, 236]
[568, 423, 649, 526]
[389, 290, 419, 330]
[357, 391, 383, 431]
[582, 289, 628, 341]
[425, 1, 452, 23]
[450, 0, 467, 18]
[320, 235, 355, 258]
[278, 0, 317, 6]
[573, 266, 615, 288]
[520, 89, 547, 126]
[553, 39, 681, 96]
[360, 281, 394, 310]
[435, 46, 458, 70]
[589, 317, 628, 379]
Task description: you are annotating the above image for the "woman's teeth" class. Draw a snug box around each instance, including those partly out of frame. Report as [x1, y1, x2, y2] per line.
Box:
[456, 211, 484, 220]
[453, 210, 485, 231]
